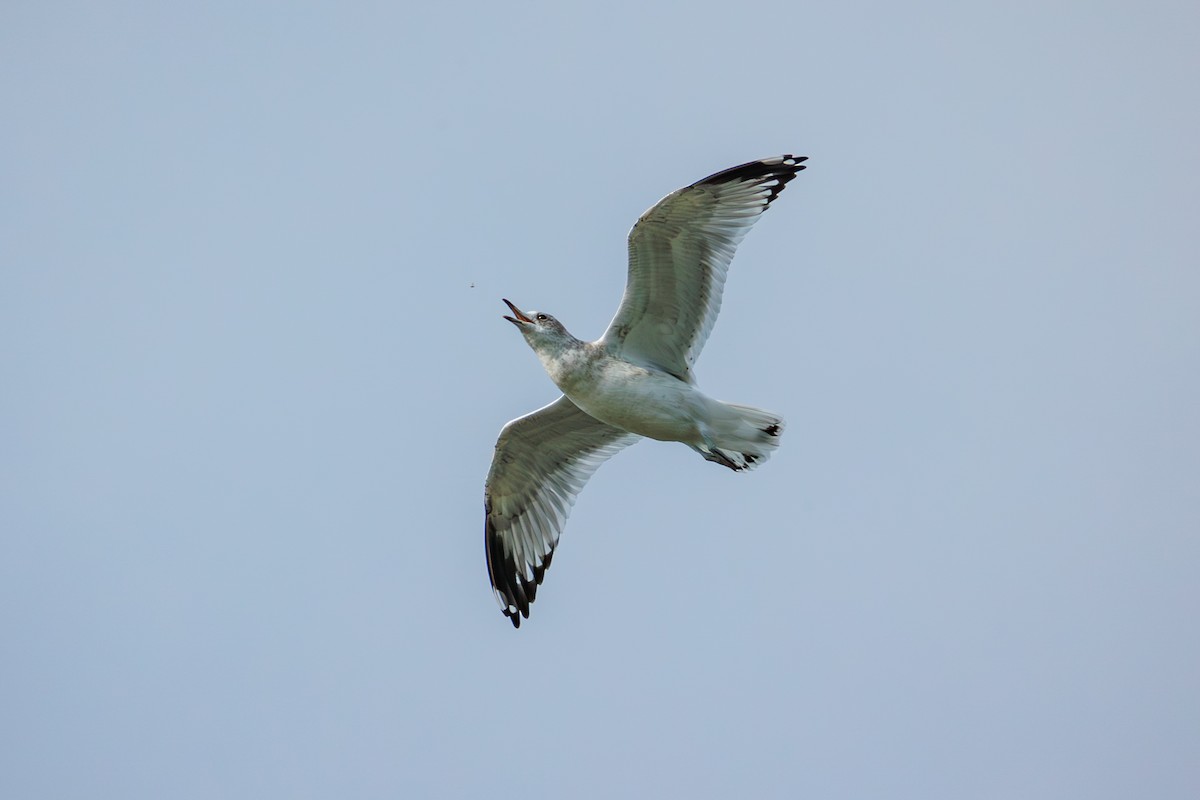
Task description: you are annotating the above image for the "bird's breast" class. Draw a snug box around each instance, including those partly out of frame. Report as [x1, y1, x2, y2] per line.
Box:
[557, 359, 703, 443]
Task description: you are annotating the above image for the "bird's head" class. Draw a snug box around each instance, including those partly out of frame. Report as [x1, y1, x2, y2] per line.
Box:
[502, 299, 573, 349]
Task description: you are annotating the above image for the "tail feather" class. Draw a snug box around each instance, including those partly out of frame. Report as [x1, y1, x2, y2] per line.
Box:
[692, 403, 785, 472]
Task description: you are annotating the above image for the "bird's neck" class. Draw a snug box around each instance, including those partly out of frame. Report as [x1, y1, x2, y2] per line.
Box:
[533, 338, 592, 391]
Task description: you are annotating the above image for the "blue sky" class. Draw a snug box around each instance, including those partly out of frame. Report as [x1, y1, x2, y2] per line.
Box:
[4, 1, 1198, 797]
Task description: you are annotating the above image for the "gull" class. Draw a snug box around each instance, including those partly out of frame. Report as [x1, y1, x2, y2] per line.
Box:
[485, 155, 807, 627]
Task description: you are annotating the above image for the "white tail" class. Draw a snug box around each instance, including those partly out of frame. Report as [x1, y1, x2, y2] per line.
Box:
[691, 402, 785, 471]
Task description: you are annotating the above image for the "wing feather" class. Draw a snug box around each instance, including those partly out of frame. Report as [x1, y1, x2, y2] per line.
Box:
[484, 395, 639, 627]
[600, 155, 807, 380]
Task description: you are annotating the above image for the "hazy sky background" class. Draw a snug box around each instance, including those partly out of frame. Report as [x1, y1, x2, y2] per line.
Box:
[4, 1, 1198, 797]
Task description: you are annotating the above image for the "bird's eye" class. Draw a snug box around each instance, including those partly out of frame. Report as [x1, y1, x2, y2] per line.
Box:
[536, 314, 548, 322]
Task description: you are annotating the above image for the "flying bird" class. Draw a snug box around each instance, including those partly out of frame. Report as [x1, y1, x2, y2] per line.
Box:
[485, 155, 807, 627]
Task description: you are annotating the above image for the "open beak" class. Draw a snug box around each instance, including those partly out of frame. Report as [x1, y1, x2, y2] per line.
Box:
[502, 298, 534, 327]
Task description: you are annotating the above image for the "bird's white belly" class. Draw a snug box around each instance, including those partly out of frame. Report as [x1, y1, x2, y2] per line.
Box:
[559, 361, 705, 443]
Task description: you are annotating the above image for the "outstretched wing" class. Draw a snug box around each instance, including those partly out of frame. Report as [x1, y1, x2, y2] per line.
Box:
[485, 395, 640, 627]
[600, 155, 807, 380]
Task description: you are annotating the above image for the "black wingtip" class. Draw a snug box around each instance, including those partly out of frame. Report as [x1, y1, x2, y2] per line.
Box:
[692, 155, 808, 205]
[485, 502, 551, 630]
